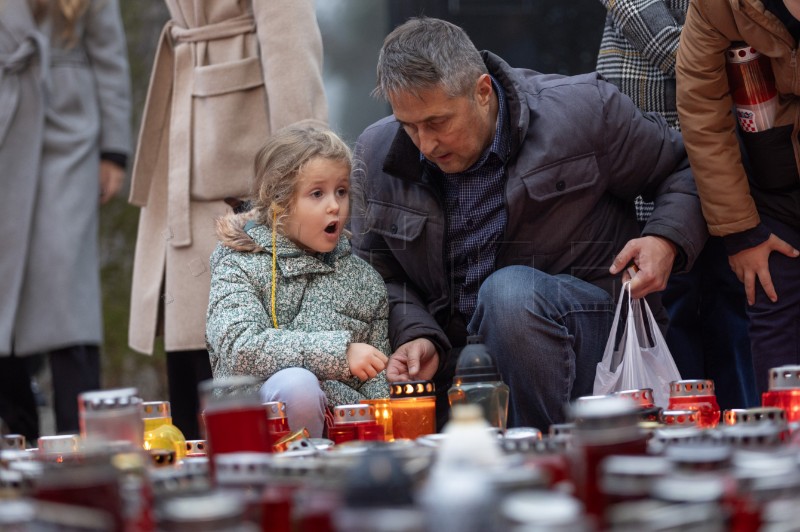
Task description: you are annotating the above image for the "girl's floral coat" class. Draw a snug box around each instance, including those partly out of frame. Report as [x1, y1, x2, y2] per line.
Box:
[206, 222, 390, 406]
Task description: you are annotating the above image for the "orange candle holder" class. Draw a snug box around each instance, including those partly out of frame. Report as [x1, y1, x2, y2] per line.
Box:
[389, 380, 436, 440]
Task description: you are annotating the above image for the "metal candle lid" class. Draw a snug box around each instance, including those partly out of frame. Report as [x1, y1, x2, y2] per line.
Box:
[184, 440, 207, 456]
[660, 409, 700, 427]
[615, 388, 655, 408]
[264, 401, 287, 419]
[215, 452, 271, 485]
[37, 434, 81, 455]
[160, 492, 245, 527]
[333, 404, 377, 425]
[768, 365, 800, 390]
[142, 401, 171, 419]
[669, 380, 715, 397]
[78, 388, 141, 411]
[2, 435, 25, 451]
[727, 407, 787, 427]
[726, 44, 763, 64]
[389, 380, 435, 399]
[718, 423, 784, 449]
[569, 395, 642, 444]
[600, 455, 670, 497]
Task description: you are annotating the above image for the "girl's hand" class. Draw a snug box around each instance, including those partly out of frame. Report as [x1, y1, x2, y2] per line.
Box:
[346, 343, 388, 381]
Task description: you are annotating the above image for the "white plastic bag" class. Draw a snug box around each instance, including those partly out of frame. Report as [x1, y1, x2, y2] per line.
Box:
[593, 281, 681, 408]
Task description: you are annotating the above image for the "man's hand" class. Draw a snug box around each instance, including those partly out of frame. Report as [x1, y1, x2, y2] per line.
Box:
[346, 343, 388, 381]
[386, 338, 439, 382]
[609, 235, 677, 299]
[729, 233, 799, 305]
[99, 160, 125, 205]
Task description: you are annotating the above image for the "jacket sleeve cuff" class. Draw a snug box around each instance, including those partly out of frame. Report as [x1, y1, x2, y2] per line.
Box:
[722, 224, 771, 255]
[101, 151, 128, 169]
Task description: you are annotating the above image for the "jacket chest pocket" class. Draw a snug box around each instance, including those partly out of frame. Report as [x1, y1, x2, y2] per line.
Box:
[519, 153, 599, 201]
[514, 153, 601, 255]
[191, 56, 268, 201]
[365, 201, 429, 246]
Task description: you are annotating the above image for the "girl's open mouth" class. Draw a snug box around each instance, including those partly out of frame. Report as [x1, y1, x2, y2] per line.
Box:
[324, 221, 338, 234]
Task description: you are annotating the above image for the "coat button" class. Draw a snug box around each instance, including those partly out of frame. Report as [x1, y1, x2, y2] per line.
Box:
[556, 180, 566, 191]
[390, 224, 398, 234]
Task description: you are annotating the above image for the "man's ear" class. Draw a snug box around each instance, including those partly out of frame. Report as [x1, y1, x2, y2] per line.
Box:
[475, 73, 493, 105]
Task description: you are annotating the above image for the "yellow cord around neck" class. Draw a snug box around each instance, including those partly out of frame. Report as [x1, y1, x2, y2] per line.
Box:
[270, 210, 279, 329]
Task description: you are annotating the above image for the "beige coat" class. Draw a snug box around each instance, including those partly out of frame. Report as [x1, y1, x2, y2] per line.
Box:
[128, 0, 328, 354]
[676, 0, 800, 236]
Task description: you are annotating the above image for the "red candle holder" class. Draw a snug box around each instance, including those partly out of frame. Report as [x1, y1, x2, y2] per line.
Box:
[569, 396, 648, 519]
[668, 380, 720, 428]
[199, 376, 275, 476]
[660, 409, 701, 428]
[264, 401, 292, 442]
[762, 365, 800, 423]
[328, 404, 384, 445]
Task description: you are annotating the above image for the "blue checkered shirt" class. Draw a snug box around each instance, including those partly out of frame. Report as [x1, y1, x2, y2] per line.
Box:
[423, 77, 510, 320]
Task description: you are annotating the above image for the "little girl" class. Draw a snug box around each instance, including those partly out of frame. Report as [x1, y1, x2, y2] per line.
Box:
[206, 126, 390, 438]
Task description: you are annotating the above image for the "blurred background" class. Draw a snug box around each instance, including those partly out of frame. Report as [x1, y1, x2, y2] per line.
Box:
[37, 0, 606, 431]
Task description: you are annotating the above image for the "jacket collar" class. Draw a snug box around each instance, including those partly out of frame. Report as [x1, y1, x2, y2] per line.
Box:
[246, 224, 350, 277]
[382, 51, 530, 182]
[731, 0, 796, 49]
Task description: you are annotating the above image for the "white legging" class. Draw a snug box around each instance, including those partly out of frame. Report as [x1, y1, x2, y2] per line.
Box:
[259, 367, 327, 438]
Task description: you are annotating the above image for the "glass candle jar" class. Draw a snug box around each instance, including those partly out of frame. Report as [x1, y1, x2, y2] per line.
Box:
[143, 401, 187, 462]
[762, 365, 800, 423]
[199, 376, 275, 468]
[79, 388, 144, 448]
[34, 451, 125, 531]
[668, 379, 721, 428]
[569, 395, 648, 519]
[360, 399, 393, 441]
[328, 404, 384, 445]
[37, 434, 81, 464]
[264, 401, 292, 443]
[389, 381, 436, 440]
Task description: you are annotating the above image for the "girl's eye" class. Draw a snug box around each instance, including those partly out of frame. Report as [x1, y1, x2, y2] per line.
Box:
[336, 188, 349, 197]
[310, 190, 323, 198]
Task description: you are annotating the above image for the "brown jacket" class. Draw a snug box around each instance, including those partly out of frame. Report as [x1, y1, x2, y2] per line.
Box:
[676, 0, 800, 237]
[128, 0, 327, 354]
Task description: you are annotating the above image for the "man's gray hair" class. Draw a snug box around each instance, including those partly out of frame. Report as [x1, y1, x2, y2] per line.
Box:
[373, 17, 488, 100]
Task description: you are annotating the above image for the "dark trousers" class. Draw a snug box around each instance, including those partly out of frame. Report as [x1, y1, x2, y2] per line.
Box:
[166, 349, 213, 440]
[748, 214, 800, 396]
[0, 355, 39, 442]
[0, 344, 100, 442]
[662, 237, 757, 410]
[49, 345, 101, 434]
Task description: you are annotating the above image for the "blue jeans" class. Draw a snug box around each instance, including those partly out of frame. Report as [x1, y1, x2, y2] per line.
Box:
[467, 266, 615, 431]
[259, 368, 327, 438]
[661, 237, 757, 410]
[748, 214, 800, 396]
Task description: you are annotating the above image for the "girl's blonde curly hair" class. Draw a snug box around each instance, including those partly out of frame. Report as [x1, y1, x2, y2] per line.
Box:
[216, 125, 352, 252]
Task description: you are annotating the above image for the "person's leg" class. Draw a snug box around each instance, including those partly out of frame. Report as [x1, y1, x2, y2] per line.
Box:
[747, 215, 800, 396]
[468, 266, 614, 431]
[48, 345, 101, 434]
[260, 368, 327, 438]
[166, 350, 213, 440]
[699, 237, 757, 409]
[0, 354, 39, 442]
[661, 257, 705, 379]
